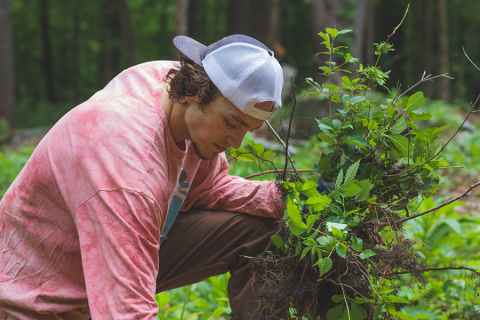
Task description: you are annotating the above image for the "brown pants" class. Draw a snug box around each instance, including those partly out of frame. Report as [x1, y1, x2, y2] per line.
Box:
[156, 209, 284, 319]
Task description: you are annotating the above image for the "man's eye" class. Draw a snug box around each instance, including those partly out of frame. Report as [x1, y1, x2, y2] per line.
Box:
[225, 119, 237, 129]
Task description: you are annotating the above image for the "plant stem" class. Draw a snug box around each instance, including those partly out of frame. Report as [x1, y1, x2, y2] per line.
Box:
[244, 169, 312, 180]
[180, 285, 191, 320]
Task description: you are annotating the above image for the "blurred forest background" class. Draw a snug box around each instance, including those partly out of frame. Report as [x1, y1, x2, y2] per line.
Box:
[2, 1, 480, 318]
[1, 0, 480, 130]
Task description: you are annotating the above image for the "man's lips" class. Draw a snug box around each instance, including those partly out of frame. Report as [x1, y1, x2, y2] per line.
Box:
[214, 143, 227, 153]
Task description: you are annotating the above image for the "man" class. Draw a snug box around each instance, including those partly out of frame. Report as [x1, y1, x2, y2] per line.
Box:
[0, 35, 286, 319]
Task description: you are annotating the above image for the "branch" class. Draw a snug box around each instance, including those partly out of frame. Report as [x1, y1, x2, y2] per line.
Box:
[389, 181, 480, 225]
[244, 169, 312, 180]
[386, 266, 480, 277]
[265, 79, 303, 183]
[386, 94, 480, 178]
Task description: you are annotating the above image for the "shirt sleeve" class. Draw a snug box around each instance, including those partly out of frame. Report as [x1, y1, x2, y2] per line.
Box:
[183, 154, 286, 219]
[74, 189, 162, 320]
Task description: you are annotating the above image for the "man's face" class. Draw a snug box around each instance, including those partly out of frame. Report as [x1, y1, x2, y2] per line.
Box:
[184, 97, 274, 160]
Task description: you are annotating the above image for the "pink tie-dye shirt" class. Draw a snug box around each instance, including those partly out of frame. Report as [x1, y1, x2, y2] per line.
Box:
[0, 61, 284, 319]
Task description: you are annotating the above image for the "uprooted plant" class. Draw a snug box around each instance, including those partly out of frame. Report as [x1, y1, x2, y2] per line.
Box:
[230, 10, 480, 320]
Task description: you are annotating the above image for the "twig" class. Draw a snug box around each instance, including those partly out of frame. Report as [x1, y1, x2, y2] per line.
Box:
[387, 4, 409, 42]
[244, 169, 312, 180]
[388, 181, 480, 226]
[386, 94, 480, 178]
[386, 266, 480, 277]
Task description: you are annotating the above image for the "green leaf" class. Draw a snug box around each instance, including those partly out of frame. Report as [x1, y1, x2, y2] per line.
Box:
[389, 117, 407, 134]
[316, 119, 335, 133]
[385, 295, 410, 304]
[270, 235, 284, 248]
[248, 140, 264, 157]
[335, 169, 344, 189]
[406, 91, 425, 111]
[301, 246, 312, 260]
[318, 133, 336, 144]
[230, 147, 255, 161]
[360, 249, 376, 260]
[306, 195, 331, 212]
[350, 302, 368, 319]
[355, 179, 371, 201]
[320, 257, 333, 276]
[351, 238, 363, 252]
[387, 134, 409, 156]
[296, 240, 302, 254]
[407, 121, 420, 130]
[338, 29, 353, 34]
[373, 302, 383, 320]
[326, 304, 344, 320]
[350, 96, 367, 104]
[262, 150, 276, 160]
[317, 235, 336, 251]
[318, 94, 327, 101]
[336, 243, 347, 258]
[332, 227, 344, 239]
[344, 160, 361, 184]
[288, 220, 308, 236]
[339, 182, 361, 197]
[326, 28, 339, 38]
[286, 196, 307, 229]
[332, 295, 344, 303]
[342, 135, 373, 149]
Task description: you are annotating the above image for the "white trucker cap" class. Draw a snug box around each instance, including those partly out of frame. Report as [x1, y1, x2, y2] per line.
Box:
[173, 34, 283, 120]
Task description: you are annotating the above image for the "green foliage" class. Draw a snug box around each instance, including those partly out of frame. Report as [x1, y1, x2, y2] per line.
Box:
[232, 27, 480, 319]
[0, 144, 35, 198]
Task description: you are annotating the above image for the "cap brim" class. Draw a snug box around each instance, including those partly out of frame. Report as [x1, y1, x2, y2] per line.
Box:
[173, 36, 206, 67]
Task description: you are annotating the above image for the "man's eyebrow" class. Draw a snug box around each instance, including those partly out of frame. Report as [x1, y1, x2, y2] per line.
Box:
[230, 114, 251, 128]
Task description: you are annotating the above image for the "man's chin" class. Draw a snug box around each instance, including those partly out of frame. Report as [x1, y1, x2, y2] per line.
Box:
[192, 142, 217, 161]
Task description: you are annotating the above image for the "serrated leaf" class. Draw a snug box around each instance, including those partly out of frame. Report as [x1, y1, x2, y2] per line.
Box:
[351, 238, 363, 252]
[406, 91, 425, 111]
[344, 160, 361, 184]
[335, 169, 344, 189]
[326, 304, 344, 320]
[270, 235, 284, 248]
[355, 179, 371, 201]
[317, 235, 336, 251]
[248, 140, 264, 157]
[336, 243, 347, 258]
[360, 249, 376, 260]
[350, 96, 367, 104]
[306, 195, 331, 212]
[320, 257, 333, 276]
[318, 132, 336, 144]
[339, 182, 361, 197]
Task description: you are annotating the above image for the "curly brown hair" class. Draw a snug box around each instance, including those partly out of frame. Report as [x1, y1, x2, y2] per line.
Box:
[166, 53, 222, 111]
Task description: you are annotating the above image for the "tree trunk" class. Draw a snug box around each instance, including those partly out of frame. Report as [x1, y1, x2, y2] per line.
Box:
[456, 4, 477, 102]
[352, 0, 368, 65]
[40, 0, 56, 103]
[0, 0, 14, 128]
[265, 0, 281, 49]
[119, 0, 135, 68]
[227, 0, 249, 35]
[174, 0, 189, 60]
[100, 0, 122, 86]
[365, 0, 375, 66]
[249, 0, 270, 45]
[437, 0, 450, 102]
[421, 0, 433, 96]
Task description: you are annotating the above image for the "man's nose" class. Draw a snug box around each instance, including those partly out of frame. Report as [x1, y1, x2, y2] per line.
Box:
[226, 136, 242, 149]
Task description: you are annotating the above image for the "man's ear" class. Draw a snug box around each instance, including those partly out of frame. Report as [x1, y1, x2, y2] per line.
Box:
[185, 95, 197, 104]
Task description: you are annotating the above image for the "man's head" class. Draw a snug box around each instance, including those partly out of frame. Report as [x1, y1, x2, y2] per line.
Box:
[168, 35, 283, 160]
